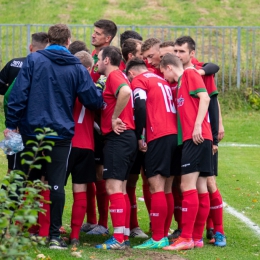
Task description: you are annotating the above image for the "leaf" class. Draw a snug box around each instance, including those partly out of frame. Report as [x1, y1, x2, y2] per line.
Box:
[71, 252, 82, 258]
[21, 158, 34, 165]
[252, 199, 258, 202]
[21, 151, 34, 158]
[235, 187, 241, 190]
[71, 247, 78, 251]
[30, 164, 42, 170]
[36, 254, 46, 259]
[38, 145, 53, 151]
[34, 128, 44, 133]
[25, 140, 38, 146]
[36, 134, 45, 140]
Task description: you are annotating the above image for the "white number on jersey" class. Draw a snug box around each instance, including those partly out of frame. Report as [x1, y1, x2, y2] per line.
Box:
[158, 82, 176, 113]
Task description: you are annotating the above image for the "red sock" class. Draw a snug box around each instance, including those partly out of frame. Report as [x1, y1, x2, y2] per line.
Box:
[210, 189, 224, 234]
[70, 192, 87, 239]
[126, 186, 139, 230]
[206, 216, 214, 230]
[181, 189, 198, 239]
[150, 191, 167, 241]
[164, 193, 174, 237]
[172, 188, 182, 230]
[142, 184, 151, 215]
[124, 194, 131, 241]
[86, 182, 97, 224]
[109, 193, 126, 243]
[192, 192, 210, 239]
[95, 180, 109, 228]
[38, 190, 50, 237]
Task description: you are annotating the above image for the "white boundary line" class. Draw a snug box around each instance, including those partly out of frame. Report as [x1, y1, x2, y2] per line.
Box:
[220, 143, 260, 147]
[223, 202, 260, 236]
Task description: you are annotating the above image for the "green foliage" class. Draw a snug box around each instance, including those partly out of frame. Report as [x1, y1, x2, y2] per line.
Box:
[244, 86, 260, 110]
[0, 128, 56, 260]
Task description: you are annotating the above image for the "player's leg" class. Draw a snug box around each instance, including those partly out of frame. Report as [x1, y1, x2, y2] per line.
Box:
[127, 151, 148, 238]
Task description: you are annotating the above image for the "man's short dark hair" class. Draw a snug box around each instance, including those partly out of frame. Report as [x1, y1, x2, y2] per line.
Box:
[31, 32, 48, 46]
[120, 30, 143, 47]
[126, 57, 147, 75]
[48, 24, 71, 46]
[159, 41, 175, 49]
[94, 19, 117, 42]
[160, 53, 183, 69]
[174, 36, 196, 52]
[141, 38, 161, 53]
[100, 46, 122, 67]
[69, 40, 90, 55]
[122, 39, 142, 62]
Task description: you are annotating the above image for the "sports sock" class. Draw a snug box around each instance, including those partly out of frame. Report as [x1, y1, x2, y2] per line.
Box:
[86, 182, 97, 224]
[164, 192, 174, 237]
[126, 186, 139, 230]
[192, 192, 210, 239]
[150, 191, 167, 241]
[172, 187, 182, 230]
[181, 189, 198, 239]
[206, 216, 214, 230]
[124, 194, 131, 241]
[38, 189, 50, 237]
[95, 180, 109, 228]
[70, 192, 87, 239]
[142, 184, 151, 214]
[109, 193, 126, 243]
[210, 189, 224, 234]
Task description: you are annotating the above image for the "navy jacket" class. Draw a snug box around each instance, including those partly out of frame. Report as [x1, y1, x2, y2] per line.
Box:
[6, 49, 103, 139]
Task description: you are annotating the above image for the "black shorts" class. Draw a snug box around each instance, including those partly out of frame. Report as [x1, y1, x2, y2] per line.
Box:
[94, 130, 104, 165]
[129, 150, 145, 175]
[181, 139, 213, 177]
[7, 154, 15, 170]
[15, 136, 71, 192]
[103, 130, 137, 181]
[213, 151, 218, 176]
[66, 147, 96, 185]
[145, 134, 179, 179]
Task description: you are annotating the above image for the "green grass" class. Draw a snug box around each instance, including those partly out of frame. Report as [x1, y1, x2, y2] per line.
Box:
[1, 107, 260, 259]
[0, 0, 260, 26]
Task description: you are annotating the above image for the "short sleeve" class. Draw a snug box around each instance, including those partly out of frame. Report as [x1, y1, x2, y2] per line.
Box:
[185, 69, 207, 97]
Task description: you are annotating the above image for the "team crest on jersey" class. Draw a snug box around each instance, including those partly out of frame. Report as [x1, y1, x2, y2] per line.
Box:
[177, 95, 185, 107]
[94, 64, 98, 73]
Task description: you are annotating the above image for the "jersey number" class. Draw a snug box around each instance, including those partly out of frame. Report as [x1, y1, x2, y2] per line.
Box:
[158, 83, 176, 113]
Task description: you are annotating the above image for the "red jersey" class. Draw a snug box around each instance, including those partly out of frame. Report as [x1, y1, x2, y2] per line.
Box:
[132, 71, 177, 143]
[119, 60, 126, 71]
[191, 57, 204, 67]
[72, 98, 95, 150]
[194, 65, 218, 97]
[101, 69, 135, 135]
[177, 68, 212, 143]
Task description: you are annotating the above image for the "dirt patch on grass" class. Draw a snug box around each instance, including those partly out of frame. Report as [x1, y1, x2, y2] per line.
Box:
[115, 248, 187, 260]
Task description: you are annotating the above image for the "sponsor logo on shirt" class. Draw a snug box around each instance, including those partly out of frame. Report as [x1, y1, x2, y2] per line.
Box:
[150, 213, 159, 217]
[110, 209, 124, 213]
[181, 163, 190, 168]
[10, 60, 23, 68]
[210, 204, 223, 209]
[177, 95, 185, 107]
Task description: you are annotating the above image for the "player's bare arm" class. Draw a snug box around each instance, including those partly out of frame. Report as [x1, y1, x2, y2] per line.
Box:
[112, 85, 131, 134]
[192, 91, 210, 145]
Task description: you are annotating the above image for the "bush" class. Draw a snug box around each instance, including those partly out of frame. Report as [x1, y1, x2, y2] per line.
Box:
[0, 128, 56, 260]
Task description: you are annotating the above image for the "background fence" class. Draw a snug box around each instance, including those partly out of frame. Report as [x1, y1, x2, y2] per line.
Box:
[0, 24, 259, 90]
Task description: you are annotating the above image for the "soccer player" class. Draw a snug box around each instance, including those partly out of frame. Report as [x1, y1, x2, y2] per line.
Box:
[159, 39, 222, 242]
[160, 53, 213, 251]
[121, 38, 149, 238]
[81, 19, 117, 235]
[95, 46, 136, 250]
[173, 36, 226, 247]
[65, 51, 97, 247]
[126, 58, 179, 249]
[4, 24, 103, 249]
[1, 32, 48, 175]
[120, 30, 143, 71]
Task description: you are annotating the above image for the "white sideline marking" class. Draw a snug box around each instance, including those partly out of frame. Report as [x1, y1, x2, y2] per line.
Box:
[223, 202, 260, 236]
[220, 142, 260, 147]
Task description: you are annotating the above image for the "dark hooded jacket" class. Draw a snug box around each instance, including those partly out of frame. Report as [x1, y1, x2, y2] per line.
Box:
[6, 48, 103, 139]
